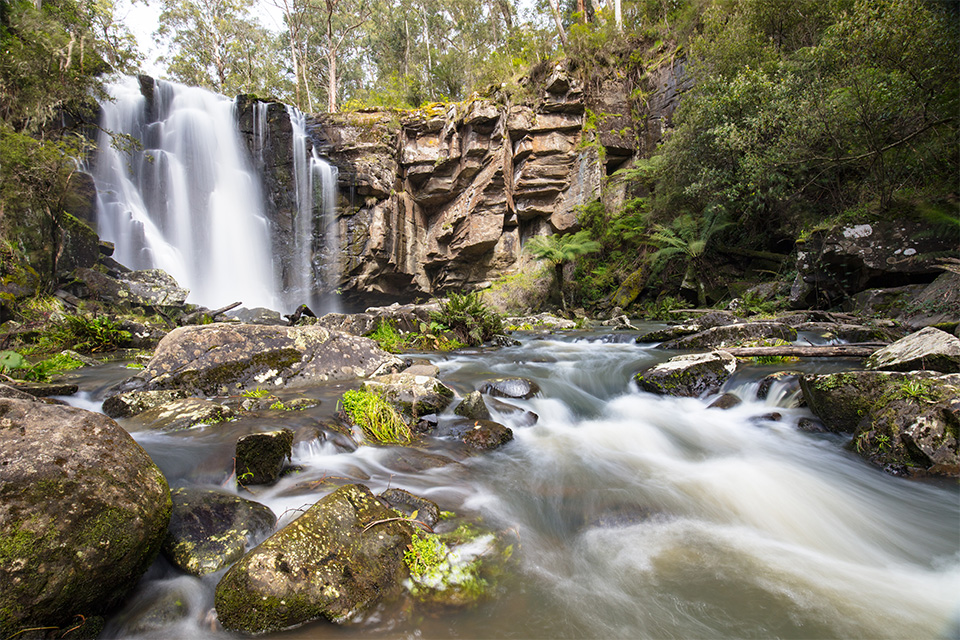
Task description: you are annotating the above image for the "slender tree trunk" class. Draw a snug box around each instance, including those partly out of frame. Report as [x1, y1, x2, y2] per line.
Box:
[555, 261, 567, 311]
[612, 0, 622, 31]
[327, 45, 337, 112]
[547, 0, 568, 46]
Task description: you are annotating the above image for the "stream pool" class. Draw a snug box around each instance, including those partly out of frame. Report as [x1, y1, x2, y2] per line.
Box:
[63, 330, 960, 639]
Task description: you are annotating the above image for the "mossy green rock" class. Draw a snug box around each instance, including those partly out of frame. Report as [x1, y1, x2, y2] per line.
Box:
[236, 429, 294, 485]
[799, 371, 960, 476]
[113, 323, 404, 396]
[362, 371, 455, 418]
[0, 398, 171, 638]
[214, 484, 414, 634]
[162, 488, 275, 576]
[129, 398, 234, 432]
[635, 351, 738, 398]
[610, 265, 647, 310]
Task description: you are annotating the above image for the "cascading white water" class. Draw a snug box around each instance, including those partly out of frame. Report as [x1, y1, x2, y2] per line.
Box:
[94, 76, 280, 311]
[287, 106, 341, 315]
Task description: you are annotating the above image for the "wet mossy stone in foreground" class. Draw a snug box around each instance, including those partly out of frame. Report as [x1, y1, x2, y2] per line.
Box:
[214, 483, 414, 634]
[236, 428, 294, 486]
[162, 487, 276, 576]
[0, 398, 171, 638]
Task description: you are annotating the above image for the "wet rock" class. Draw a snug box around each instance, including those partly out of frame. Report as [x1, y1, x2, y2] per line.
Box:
[214, 484, 414, 633]
[750, 412, 783, 424]
[659, 322, 797, 350]
[403, 362, 440, 377]
[461, 419, 514, 450]
[311, 312, 378, 335]
[454, 390, 491, 421]
[379, 488, 441, 528]
[229, 307, 286, 325]
[163, 488, 276, 576]
[634, 351, 738, 398]
[414, 413, 440, 433]
[492, 334, 522, 347]
[236, 429, 294, 486]
[0, 399, 171, 637]
[708, 393, 742, 410]
[380, 448, 459, 473]
[112, 323, 404, 396]
[479, 377, 541, 400]
[792, 321, 904, 344]
[362, 371, 455, 418]
[102, 389, 191, 418]
[899, 271, 960, 329]
[0, 383, 40, 401]
[866, 327, 960, 374]
[486, 397, 539, 427]
[129, 398, 234, 432]
[799, 370, 959, 476]
[504, 313, 578, 330]
[797, 417, 828, 433]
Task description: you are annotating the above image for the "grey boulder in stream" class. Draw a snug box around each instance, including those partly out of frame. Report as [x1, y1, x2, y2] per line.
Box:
[214, 483, 414, 633]
[111, 322, 404, 396]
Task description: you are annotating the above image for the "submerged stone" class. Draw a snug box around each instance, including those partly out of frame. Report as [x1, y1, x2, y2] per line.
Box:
[478, 377, 541, 400]
[454, 390, 491, 421]
[162, 488, 276, 576]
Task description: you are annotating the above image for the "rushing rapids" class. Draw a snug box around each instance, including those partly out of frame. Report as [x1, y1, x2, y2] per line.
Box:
[58, 330, 959, 639]
[93, 76, 340, 315]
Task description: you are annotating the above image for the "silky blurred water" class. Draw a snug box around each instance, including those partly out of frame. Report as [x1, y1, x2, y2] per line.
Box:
[70, 332, 959, 640]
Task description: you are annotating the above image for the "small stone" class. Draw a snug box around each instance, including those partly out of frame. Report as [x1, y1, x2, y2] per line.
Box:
[236, 429, 294, 486]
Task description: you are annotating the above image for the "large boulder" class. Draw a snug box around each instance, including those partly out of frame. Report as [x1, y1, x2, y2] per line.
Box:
[789, 220, 958, 309]
[0, 399, 171, 637]
[634, 351, 738, 398]
[112, 323, 404, 396]
[214, 484, 414, 634]
[128, 398, 234, 432]
[866, 327, 960, 374]
[73, 267, 190, 308]
[163, 488, 275, 576]
[102, 389, 191, 418]
[799, 371, 959, 476]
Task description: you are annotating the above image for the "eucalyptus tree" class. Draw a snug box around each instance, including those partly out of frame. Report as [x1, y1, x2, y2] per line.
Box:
[155, 0, 284, 97]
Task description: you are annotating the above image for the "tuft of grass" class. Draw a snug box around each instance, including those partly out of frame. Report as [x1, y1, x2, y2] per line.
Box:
[339, 388, 413, 445]
[368, 320, 409, 353]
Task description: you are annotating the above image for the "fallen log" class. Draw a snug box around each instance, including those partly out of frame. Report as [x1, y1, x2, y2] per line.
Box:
[179, 301, 242, 326]
[720, 343, 886, 358]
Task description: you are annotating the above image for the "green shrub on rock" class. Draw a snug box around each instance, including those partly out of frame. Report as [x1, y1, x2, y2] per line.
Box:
[340, 388, 414, 445]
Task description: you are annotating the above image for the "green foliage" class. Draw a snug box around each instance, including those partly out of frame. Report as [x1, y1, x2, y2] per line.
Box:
[636, 295, 686, 321]
[339, 388, 413, 445]
[368, 319, 408, 353]
[242, 387, 271, 399]
[0, 350, 28, 375]
[404, 530, 448, 580]
[646, 210, 731, 306]
[431, 292, 503, 347]
[0, 350, 83, 382]
[526, 230, 602, 310]
[61, 314, 131, 353]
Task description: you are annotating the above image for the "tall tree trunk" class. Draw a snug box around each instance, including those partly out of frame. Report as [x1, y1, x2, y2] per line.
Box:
[327, 45, 337, 112]
[555, 261, 567, 311]
[547, 0, 568, 46]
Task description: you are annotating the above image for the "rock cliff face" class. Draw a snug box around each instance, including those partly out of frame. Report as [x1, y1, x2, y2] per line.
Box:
[232, 61, 690, 306]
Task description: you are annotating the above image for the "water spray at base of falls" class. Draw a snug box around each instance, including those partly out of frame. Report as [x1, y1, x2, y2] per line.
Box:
[93, 76, 342, 315]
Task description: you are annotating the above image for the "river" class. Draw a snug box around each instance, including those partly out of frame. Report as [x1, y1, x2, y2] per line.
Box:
[64, 329, 960, 639]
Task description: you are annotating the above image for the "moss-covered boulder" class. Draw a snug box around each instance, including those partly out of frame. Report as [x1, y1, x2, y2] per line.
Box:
[214, 484, 414, 634]
[111, 323, 404, 397]
[0, 398, 171, 638]
[361, 371, 455, 418]
[799, 371, 959, 476]
[634, 351, 738, 398]
[866, 327, 960, 374]
[162, 488, 275, 576]
[659, 322, 797, 350]
[236, 429, 294, 486]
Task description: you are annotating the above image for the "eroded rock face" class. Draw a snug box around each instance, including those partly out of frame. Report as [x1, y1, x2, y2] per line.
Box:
[866, 327, 960, 374]
[658, 322, 797, 350]
[214, 484, 414, 634]
[112, 323, 403, 396]
[163, 488, 275, 576]
[0, 399, 171, 637]
[799, 370, 959, 476]
[634, 351, 738, 398]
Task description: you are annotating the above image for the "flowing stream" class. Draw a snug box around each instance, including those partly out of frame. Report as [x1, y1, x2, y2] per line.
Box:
[62, 331, 960, 640]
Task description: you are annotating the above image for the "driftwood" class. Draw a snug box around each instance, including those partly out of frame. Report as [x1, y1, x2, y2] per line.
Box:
[720, 343, 886, 358]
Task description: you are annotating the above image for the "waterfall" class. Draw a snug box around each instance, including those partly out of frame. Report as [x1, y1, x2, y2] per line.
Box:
[94, 76, 280, 311]
[287, 106, 341, 315]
